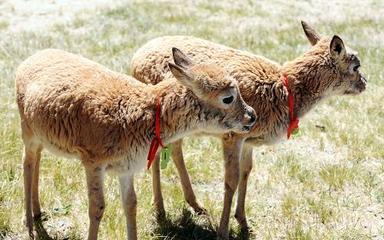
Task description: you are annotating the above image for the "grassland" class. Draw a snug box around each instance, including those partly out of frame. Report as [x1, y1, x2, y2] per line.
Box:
[0, 0, 383, 239]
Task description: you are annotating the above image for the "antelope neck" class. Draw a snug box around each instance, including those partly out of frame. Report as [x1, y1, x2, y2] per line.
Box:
[145, 83, 202, 169]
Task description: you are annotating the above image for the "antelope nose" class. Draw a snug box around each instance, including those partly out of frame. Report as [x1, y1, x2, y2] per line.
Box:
[358, 75, 367, 91]
[244, 108, 257, 127]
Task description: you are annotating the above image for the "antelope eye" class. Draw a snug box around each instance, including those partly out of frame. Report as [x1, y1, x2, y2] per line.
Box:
[222, 95, 234, 104]
[353, 64, 360, 72]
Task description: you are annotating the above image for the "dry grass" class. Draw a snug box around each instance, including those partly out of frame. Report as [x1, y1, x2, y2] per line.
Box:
[0, 0, 383, 239]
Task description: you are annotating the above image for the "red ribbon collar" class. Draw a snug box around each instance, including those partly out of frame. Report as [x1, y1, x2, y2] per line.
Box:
[282, 74, 299, 139]
[147, 99, 164, 169]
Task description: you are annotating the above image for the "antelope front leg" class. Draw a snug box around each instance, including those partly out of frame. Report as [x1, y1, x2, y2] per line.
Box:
[85, 166, 105, 240]
[119, 174, 137, 240]
[151, 154, 165, 217]
[217, 135, 244, 240]
[172, 139, 206, 214]
[234, 144, 253, 230]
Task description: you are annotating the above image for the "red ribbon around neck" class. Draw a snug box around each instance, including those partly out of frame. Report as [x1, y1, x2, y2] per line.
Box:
[282, 74, 299, 139]
[147, 99, 164, 169]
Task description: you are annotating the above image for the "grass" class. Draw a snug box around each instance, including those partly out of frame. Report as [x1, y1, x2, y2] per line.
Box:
[0, 0, 383, 239]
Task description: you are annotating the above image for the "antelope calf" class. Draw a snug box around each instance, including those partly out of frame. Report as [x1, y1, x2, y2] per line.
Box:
[16, 47, 256, 239]
[131, 21, 367, 239]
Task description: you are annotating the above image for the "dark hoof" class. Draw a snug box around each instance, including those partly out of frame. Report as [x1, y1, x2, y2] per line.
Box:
[155, 209, 166, 221]
[33, 211, 48, 222]
[195, 206, 208, 216]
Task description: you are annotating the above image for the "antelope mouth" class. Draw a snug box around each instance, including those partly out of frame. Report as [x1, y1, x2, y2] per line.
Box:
[223, 122, 252, 133]
[344, 86, 366, 95]
[346, 76, 368, 95]
[223, 122, 232, 129]
[242, 125, 252, 132]
[345, 81, 366, 95]
[344, 90, 361, 95]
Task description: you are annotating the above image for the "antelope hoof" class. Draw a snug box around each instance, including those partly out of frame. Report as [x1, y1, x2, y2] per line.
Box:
[33, 212, 48, 222]
[216, 234, 229, 240]
[27, 228, 34, 240]
[234, 213, 248, 230]
[216, 229, 229, 240]
[193, 205, 207, 215]
[33, 212, 42, 221]
[154, 208, 166, 221]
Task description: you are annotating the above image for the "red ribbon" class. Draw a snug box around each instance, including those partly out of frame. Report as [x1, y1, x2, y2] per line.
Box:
[147, 99, 164, 169]
[282, 74, 299, 139]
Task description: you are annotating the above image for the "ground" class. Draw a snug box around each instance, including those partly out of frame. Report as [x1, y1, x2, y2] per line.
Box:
[0, 0, 383, 239]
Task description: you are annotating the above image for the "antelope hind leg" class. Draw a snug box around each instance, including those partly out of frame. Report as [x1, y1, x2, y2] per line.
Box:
[32, 146, 43, 220]
[85, 165, 105, 240]
[119, 174, 137, 240]
[23, 139, 43, 238]
[151, 154, 165, 218]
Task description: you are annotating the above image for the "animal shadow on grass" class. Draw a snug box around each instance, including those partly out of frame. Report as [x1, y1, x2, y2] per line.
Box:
[33, 214, 81, 240]
[151, 208, 252, 240]
[34, 216, 54, 240]
[0, 217, 53, 240]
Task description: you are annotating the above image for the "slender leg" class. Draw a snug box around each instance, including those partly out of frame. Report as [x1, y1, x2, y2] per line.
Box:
[172, 139, 206, 214]
[85, 166, 105, 240]
[235, 144, 253, 230]
[119, 174, 137, 240]
[32, 147, 43, 219]
[23, 144, 38, 238]
[151, 154, 165, 217]
[217, 135, 244, 240]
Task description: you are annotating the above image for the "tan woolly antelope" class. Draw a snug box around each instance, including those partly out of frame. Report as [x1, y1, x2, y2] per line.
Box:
[131, 21, 367, 239]
[16, 47, 256, 240]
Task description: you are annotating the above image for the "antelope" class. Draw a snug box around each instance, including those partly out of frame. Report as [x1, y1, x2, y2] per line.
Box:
[130, 21, 367, 239]
[16, 47, 256, 239]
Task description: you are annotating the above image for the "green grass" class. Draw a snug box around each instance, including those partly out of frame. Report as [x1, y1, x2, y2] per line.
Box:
[0, 0, 383, 239]
[0, 20, 9, 31]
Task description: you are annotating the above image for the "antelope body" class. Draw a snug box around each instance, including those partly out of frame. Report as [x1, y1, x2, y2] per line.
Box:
[130, 21, 367, 239]
[16, 48, 256, 239]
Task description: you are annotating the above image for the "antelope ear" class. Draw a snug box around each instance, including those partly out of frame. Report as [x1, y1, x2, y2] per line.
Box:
[301, 20, 321, 45]
[172, 47, 193, 69]
[168, 62, 195, 88]
[330, 35, 346, 59]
